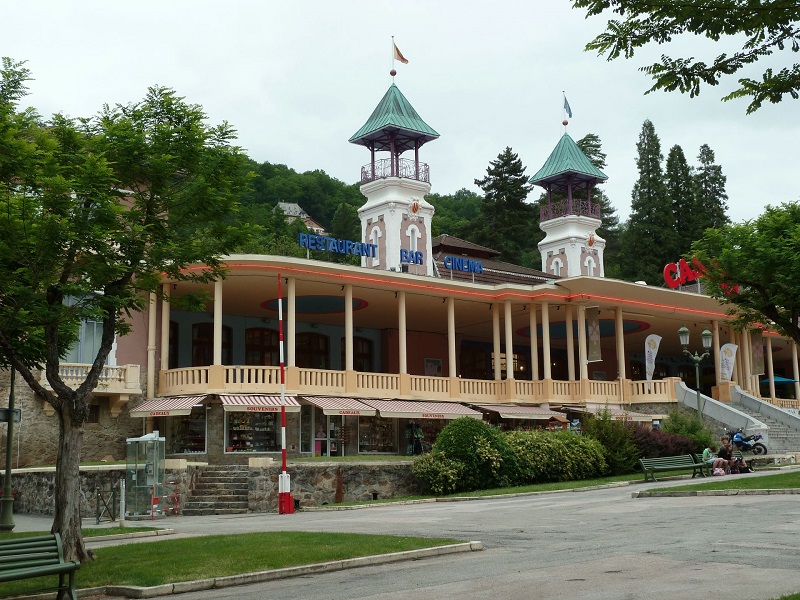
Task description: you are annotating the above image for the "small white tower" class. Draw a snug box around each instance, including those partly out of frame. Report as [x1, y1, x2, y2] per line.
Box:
[349, 84, 439, 276]
[531, 132, 608, 278]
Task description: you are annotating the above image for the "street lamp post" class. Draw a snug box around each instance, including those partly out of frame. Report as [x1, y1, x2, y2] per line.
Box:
[679, 325, 713, 425]
[0, 367, 16, 532]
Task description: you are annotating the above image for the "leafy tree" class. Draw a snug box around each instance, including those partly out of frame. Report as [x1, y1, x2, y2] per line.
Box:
[692, 144, 730, 234]
[574, 0, 800, 113]
[691, 202, 800, 345]
[427, 188, 482, 238]
[330, 202, 361, 241]
[665, 144, 695, 258]
[467, 147, 535, 262]
[0, 58, 249, 561]
[620, 120, 673, 282]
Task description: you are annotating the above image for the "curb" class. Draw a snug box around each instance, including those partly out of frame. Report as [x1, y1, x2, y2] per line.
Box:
[632, 488, 800, 498]
[87, 529, 176, 543]
[99, 541, 483, 598]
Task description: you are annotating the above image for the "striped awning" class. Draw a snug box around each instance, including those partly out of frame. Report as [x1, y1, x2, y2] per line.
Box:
[130, 396, 207, 418]
[361, 399, 482, 420]
[301, 396, 376, 416]
[475, 404, 568, 421]
[219, 395, 301, 413]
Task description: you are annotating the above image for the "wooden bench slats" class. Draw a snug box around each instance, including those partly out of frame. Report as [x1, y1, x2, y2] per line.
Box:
[0, 533, 79, 599]
[639, 454, 706, 482]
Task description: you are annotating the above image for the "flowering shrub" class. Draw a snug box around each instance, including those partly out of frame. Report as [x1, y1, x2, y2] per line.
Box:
[411, 450, 464, 495]
[506, 430, 607, 483]
[631, 425, 697, 458]
[431, 417, 519, 491]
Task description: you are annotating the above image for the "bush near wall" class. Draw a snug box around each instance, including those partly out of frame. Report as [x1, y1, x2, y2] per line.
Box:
[505, 430, 608, 483]
[631, 426, 697, 458]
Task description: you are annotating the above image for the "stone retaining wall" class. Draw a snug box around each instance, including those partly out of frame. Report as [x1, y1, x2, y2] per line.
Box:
[0, 461, 418, 517]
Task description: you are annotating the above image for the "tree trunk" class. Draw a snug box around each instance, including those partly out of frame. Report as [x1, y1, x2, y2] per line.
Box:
[51, 404, 90, 563]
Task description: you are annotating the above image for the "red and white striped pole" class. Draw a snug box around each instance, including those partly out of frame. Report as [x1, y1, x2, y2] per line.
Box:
[277, 274, 294, 514]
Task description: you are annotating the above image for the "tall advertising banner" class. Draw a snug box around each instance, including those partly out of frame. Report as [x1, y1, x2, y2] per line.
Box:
[719, 343, 738, 382]
[587, 307, 602, 362]
[645, 334, 662, 381]
[751, 330, 765, 375]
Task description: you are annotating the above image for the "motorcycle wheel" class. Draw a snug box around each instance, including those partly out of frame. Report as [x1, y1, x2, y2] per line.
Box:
[752, 443, 768, 455]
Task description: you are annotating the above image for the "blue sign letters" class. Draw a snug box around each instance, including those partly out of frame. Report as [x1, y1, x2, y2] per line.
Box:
[443, 255, 483, 274]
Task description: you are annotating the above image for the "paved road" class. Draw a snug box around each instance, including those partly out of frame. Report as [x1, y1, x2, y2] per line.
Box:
[14, 473, 800, 600]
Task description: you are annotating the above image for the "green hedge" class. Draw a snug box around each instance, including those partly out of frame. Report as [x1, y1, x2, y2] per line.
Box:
[506, 430, 608, 483]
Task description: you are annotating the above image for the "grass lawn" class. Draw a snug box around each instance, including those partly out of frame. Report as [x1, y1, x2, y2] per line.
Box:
[647, 470, 800, 493]
[0, 531, 459, 597]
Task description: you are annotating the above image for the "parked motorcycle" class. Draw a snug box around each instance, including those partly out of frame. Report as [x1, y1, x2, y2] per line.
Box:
[729, 429, 768, 455]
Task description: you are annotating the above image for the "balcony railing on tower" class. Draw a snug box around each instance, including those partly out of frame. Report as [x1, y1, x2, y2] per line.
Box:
[540, 198, 601, 222]
[361, 157, 430, 184]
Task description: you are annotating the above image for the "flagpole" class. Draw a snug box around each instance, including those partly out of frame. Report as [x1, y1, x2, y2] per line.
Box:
[277, 273, 294, 515]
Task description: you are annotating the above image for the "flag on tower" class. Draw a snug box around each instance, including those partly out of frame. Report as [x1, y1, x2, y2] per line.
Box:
[393, 42, 409, 64]
[563, 94, 573, 118]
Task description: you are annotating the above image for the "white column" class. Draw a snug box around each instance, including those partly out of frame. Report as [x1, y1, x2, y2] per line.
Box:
[766, 337, 776, 399]
[577, 305, 588, 380]
[742, 330, 752, 392]
[398, 291, 407, 375]
[615, 307, 626, 380]
[542, 302, 552, 379]
[792, 343, 800, 403]
[566, 305, 575, 381]
[344, 284, 353, 371]
[712, 320, 721, 385]
[529, 303, 539, 380]
[447, 297, 456, 377]
[732, 331, 743, 385]
[213, 279, 223, 366]
[160, 284, 171, 371]
[504, 301, 514, 381]
[287, 277, 296, 367]
[492, 303, 502, 380]
[147, 292, 157, 399]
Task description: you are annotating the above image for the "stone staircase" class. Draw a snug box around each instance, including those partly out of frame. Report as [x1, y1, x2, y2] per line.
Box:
[729, 401, 800, 454]
[182, 465, 250, 516]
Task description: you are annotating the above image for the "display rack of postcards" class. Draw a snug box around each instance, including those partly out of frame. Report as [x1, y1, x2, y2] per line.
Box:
[168, 409, 206, 454]
[358, 415, 396, 453]
[227, 412, 278, 452]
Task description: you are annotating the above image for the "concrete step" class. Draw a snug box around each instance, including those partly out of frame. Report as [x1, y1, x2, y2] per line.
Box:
[181, 507, 249, 516]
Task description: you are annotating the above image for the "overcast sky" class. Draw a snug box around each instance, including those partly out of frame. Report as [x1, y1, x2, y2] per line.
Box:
[3, 1, 797, 224]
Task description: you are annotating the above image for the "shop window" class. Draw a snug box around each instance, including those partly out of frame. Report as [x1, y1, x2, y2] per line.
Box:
[245, 327, 279, 366]
[87, 403, 100, 424]
[296, 332, 329, 369]
[340, 336, 374, 372]
[167, 409, 207, 454]
[191, 323, 232, 367]
[358, 415, 397, 453]
[226, 412, 279, 452]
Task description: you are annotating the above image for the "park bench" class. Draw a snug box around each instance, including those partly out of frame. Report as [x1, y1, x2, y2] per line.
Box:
[697, 450, 754, 476]
[639, 454, 707, 482]
[0, 533, 80, 600]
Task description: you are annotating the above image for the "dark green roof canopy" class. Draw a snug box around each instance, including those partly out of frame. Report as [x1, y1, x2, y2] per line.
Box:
[349, 84, 439, 153]
[529, 133, 607, 187]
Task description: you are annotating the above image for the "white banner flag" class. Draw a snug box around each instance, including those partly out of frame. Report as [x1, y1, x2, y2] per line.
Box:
[719, 343, 738, 382]
[645, 334, 662, 381]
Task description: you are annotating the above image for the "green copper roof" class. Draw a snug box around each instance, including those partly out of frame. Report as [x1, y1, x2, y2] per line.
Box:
[349, 84, 439, 153]
[529, 133, 608, 187]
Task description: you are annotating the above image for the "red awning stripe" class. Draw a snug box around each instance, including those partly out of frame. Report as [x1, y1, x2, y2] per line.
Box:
[474, 404, 567, 420]
[361, 399, 482, 420]
[220, 395, 300, 413]
[301, 396, 377, 416]
[130, 395, 207, 418]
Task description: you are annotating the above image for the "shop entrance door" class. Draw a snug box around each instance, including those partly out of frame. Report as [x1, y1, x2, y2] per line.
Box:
[313, 408, 343, 457]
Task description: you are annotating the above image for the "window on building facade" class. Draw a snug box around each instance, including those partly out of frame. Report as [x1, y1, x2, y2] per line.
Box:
[340, 336, 374, 372]
[191, 323, 232, 367]
[64, 318, 104, 364]
[245, 327, 279, 366]
[296, 332, 329, 369]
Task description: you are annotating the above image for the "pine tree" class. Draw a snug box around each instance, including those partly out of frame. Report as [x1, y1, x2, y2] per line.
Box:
[576, 134, 622, 277]
[620, 120, 673, 283]
[692, 144, 730, 236]
[665, 144, 695, 258]
[469, 147, 535, 262]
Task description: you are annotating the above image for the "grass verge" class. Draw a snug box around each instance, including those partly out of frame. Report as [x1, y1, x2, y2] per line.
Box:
[0, 531, 459, 597]
[0, 527, 161, 540]
[647, 470, 800, 493]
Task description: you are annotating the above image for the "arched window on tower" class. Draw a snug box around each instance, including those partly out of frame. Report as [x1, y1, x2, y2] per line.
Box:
[406, 224, 420, 253]
[584, 255, 596, 277]
[370, 227, 381, 267]
[551, 257, 563, 277]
